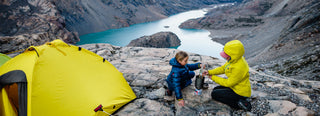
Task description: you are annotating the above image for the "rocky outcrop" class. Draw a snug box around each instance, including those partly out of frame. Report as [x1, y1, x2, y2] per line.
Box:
[127, 32, 181, 48]
[0, 32, 79, 54]
[79, 43, 319, 115]
[0, 0, 79, 53]
[179, 1, 269, 29]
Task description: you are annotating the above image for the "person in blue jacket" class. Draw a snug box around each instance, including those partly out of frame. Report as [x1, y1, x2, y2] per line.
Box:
[166, 51, 202, 106]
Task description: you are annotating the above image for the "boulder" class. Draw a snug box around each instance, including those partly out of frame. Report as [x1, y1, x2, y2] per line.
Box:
[269, 100, 297, 115]
[127, 32, 181, 48]
[291, 107, 315, 116]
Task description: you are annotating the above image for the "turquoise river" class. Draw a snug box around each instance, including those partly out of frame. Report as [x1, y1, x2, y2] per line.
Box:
[77, 6, 227, 59]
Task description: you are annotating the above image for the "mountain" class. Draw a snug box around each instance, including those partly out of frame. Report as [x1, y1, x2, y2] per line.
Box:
[0, 0, 238, 54]
[0, 0, 80, 53]
[179, 0, 320, 81]
[52, 0, 240, 36]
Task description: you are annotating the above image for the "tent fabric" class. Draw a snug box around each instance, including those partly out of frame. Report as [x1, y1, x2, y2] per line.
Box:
[0, 53, 11, 67]
[0, 39, 136, 116]
[0, 70, 27, 116]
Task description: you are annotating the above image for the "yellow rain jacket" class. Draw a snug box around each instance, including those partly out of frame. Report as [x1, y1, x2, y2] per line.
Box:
[208, 40, 251, 97]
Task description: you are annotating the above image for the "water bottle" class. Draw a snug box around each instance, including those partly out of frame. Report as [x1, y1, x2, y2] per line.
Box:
[195, 75, 204, 90]
[195, 56, 204, 95]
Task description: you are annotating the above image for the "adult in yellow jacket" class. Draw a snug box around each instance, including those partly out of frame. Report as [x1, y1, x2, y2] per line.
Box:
[203, 40, 252, 111]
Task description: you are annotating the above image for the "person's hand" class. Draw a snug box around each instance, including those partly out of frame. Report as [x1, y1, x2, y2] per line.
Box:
[178, 100, 185, 107]
[202, 70, 209, 76]
[208, 76, 212, 80]
[200, 63, 206, 69]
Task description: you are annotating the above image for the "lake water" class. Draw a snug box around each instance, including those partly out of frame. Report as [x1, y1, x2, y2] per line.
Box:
[77, 6, 227, 59]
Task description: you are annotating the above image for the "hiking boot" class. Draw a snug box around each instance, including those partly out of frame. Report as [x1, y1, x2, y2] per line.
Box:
[238, 99, 252, 112]
[203, 83, 209, 89]
[166, 89, 172, 96]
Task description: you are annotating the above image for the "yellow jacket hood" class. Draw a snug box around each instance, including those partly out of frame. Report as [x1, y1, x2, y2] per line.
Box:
[224, 40, 245, 62]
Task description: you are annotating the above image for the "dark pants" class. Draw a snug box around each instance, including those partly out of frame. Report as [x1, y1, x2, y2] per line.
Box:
[211, 86, 247, 109]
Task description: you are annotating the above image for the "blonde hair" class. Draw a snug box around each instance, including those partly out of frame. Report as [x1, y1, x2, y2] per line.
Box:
[175, 51, 188, 62]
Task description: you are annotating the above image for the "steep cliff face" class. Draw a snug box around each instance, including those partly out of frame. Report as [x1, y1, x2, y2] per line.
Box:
[52, 0, 233, 36]
[253, 1, 320, 81]
[179, 0, 320, 81]
[0, 0, 79, 53]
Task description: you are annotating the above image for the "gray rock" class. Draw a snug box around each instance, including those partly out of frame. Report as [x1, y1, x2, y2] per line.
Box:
[127, 32, 181, 48]
[116, 98, 174, 116]
[269, 100, 297, 115]
[144, 87, 166, 100]
[131, 73, 159, 87]
[291, 107, 315, 116]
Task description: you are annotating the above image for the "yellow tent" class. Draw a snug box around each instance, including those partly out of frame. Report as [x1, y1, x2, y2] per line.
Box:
[0, 39, 136, 116]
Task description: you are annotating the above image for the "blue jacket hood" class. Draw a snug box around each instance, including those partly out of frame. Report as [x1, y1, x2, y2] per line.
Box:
[169, 58, 183, 67]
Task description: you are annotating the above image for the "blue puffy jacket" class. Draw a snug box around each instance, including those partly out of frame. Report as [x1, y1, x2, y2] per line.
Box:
[166, 58, 201, 100]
